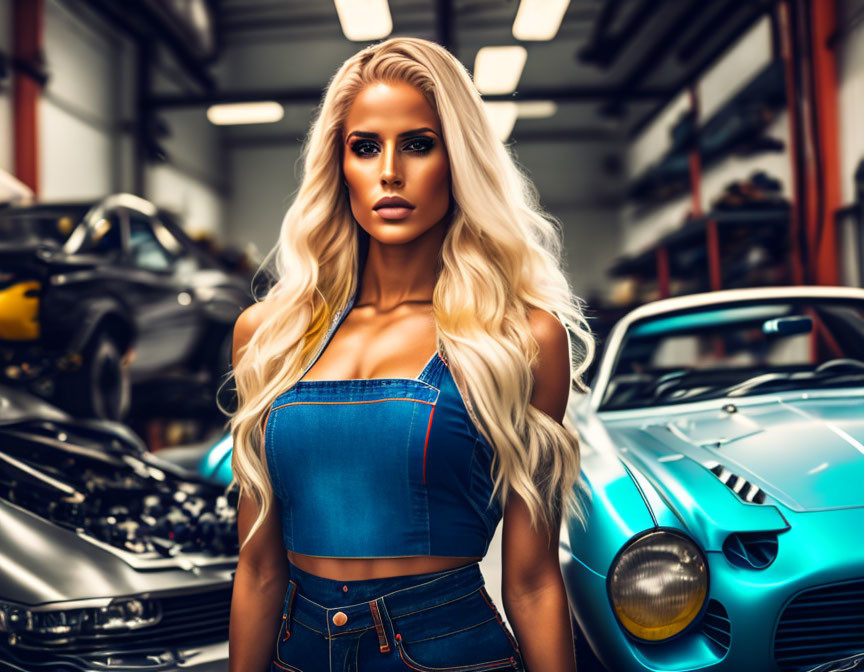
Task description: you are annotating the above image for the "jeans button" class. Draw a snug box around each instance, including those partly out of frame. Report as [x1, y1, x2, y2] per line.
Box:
[332, 611, 347, 626]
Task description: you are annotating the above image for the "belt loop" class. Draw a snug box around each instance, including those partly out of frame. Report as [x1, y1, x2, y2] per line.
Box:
[368, 597, 391, 653]
[281, 580, 297, 641]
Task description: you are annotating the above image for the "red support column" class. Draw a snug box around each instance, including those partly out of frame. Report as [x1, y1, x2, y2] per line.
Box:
[809, 0, 841, 286]
[13, 0, 43, 197]
[706, 218, 722, 291]
[656, 246, 670, 299]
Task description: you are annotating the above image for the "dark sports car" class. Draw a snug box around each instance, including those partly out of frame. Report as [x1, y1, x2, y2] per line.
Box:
[0, 194, 252, 421]
[0, 384, 238, 672]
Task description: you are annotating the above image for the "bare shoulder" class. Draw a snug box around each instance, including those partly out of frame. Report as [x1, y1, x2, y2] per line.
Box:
[527, 308, 569, 349]
[527, 307, 571, 423]
[232, 301, 270, 368]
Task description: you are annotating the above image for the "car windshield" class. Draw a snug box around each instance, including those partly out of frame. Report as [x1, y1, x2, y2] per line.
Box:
[0, 205, 89, 247]
[599, 298, 864, 411]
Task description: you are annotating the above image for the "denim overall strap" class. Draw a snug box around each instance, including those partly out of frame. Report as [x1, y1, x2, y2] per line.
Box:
[298, 290, 358, 381]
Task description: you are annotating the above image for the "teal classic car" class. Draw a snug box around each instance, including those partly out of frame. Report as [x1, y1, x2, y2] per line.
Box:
[563, 286, 864, 672]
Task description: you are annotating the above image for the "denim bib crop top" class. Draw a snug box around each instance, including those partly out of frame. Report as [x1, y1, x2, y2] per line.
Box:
[264, 289, 503, 559]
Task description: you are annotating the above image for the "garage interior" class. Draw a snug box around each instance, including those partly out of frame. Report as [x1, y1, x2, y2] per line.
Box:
[1, 1, 864, 671]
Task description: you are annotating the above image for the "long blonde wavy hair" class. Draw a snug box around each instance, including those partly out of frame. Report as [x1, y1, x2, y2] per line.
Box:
[228, 36, 594, 551]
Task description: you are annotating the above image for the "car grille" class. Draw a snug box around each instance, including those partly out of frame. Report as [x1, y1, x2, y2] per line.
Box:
[774, 579, 864, 671]
[21, 586, 232, 655]
[700, 599, 731, 656]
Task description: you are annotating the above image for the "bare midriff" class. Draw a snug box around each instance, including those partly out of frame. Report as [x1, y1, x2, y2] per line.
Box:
[286, 550, 483, 581]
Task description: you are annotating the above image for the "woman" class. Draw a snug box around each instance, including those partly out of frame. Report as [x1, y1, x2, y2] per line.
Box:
[227, 37, 593, 672]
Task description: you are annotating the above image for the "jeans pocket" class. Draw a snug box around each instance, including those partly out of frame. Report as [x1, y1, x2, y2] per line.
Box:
[273, 582, 328, 672]
[391, 588, 522, 672]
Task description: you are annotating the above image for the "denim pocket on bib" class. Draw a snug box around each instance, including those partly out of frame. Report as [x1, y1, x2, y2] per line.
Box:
[391, 587, 522, 672]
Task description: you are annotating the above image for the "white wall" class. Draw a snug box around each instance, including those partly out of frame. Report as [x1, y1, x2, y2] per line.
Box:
[225, 142, 298, 261]
[838, 0, 864, 205]
[0, 0, 13, 176]
[558, 206, 622, 301]
[627, 91, 690, 182]
[39, 0, 133, 200]
[149, 163, 225, 238]
[509, 140, 622, 300]
[146, 51, 226, 237]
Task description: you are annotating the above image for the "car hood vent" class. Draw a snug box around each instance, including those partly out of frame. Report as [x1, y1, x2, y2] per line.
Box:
[704, 461, 766, 504]
[723, 531, 779, 569]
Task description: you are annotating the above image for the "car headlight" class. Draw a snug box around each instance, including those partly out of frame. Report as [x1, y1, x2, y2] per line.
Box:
[0, 597, 160, 643]
[608, 530, 708, 642]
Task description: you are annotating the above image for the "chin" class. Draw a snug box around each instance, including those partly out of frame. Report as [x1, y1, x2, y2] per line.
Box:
[364, 224, 428, 246]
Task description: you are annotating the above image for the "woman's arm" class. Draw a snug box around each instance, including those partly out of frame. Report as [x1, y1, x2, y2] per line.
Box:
[501, 308, 577, 672]
[228, 304, 291, 672]
[229, 490, 291, 672]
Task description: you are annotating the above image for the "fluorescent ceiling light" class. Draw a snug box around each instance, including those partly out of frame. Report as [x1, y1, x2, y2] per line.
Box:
[334, 0, 392, 41]
[474, 46, 527, 95]
[513, 0, 570, 41]
[207, 102, 284, 126]
[516, 100, 557, 118]
[484, 101, 519, 141]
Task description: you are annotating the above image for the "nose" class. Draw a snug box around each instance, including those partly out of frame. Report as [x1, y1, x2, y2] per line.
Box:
[380, 141, 402, 186]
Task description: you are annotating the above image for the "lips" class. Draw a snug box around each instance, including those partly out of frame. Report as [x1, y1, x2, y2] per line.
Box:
[373, 196, 415, 220]
[373, 196, 415, 210]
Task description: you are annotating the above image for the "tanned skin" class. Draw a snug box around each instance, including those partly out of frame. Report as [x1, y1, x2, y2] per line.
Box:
[229, 81, 577, 671]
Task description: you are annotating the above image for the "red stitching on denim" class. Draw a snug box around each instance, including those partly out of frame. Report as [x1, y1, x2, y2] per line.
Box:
[271, 398, 434, 412]
[394, 633, 514, 671]
[422, 403, 437, 485]
[262, 408, 273, 441]
[369, 600, 391, 653]
[272, 659, 304, 672]
[479, 587, 520, 653]
[281, 581, 297, 641]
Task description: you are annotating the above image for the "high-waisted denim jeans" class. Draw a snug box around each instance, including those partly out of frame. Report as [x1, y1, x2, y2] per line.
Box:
[271, 561, 525, 672]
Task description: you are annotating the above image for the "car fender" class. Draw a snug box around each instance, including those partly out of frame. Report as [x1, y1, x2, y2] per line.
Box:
[65, 298, 136, 355]
[564, 400, 656, 577]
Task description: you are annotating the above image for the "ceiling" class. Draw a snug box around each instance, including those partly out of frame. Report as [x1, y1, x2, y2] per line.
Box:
[134, 0, 776, 151]
[190, 1, 772, 136]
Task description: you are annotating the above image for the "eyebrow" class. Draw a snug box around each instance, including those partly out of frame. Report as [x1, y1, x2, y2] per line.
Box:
[345, 127, 441, 143]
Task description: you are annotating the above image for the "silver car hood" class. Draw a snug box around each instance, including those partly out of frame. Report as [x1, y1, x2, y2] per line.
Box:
[0, 499, 235, 606]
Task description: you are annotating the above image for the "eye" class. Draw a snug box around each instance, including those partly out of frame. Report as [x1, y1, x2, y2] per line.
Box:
[350, 140, 379, 157]
[404, 137, 435, 154]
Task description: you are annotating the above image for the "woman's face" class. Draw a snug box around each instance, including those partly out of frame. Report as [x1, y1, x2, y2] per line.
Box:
[342, 81, 451, 246]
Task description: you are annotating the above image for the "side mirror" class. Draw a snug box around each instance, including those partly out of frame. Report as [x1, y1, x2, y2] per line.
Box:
[762, 316, 813, 336]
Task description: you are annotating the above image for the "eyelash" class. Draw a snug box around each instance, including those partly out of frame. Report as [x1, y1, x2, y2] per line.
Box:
[349, 137, 435, 157]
